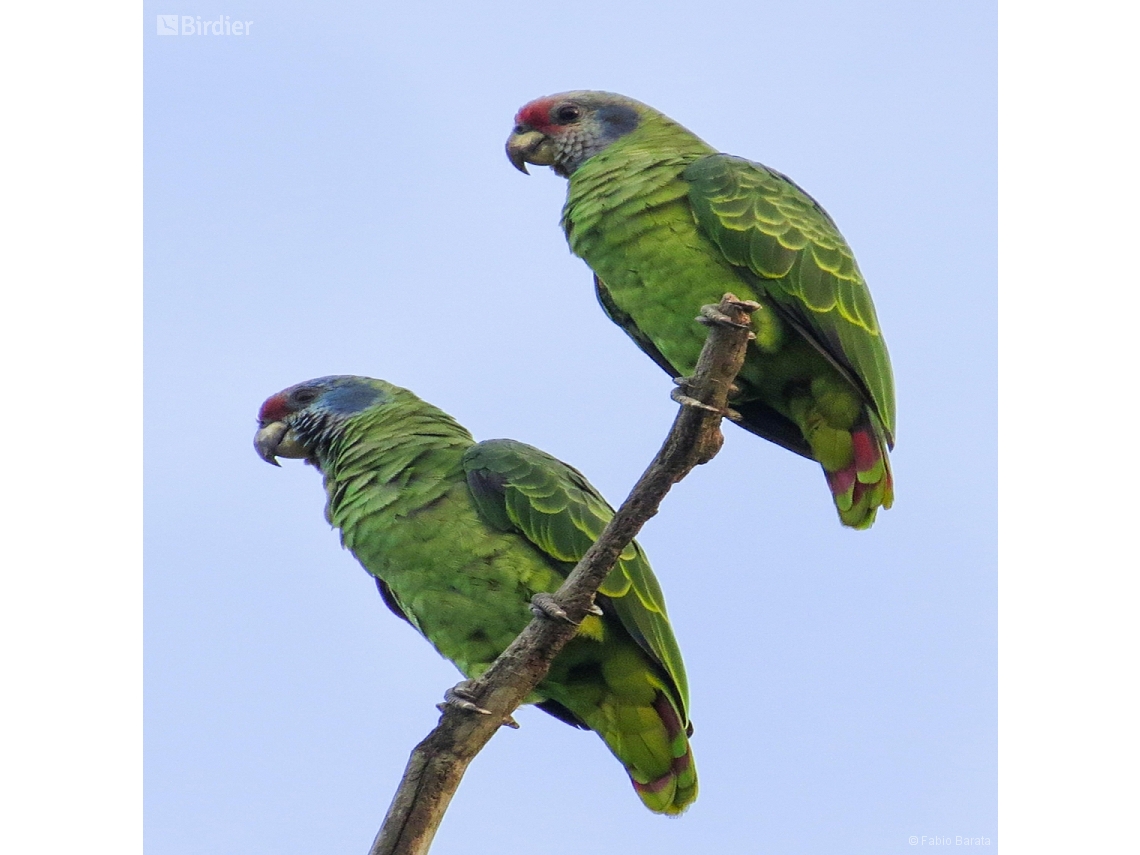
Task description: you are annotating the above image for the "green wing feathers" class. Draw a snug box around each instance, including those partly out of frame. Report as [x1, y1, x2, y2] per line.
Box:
[683, 154, 895, 437]
[683, 155, 896, 527]
[463, 439, 696, 813]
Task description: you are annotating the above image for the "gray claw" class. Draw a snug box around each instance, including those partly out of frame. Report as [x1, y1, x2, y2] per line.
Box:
[529, 593, 602, 624]
[697, 304, 754, 330]
[530, 592, 576, 624]
[439, 680, 491, 716]
[670, 386, 721, 413]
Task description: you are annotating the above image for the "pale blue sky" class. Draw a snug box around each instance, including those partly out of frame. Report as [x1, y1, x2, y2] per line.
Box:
[143, 2, 995, 852]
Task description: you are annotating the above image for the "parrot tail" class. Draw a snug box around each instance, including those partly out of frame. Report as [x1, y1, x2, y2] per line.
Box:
[553, 641, 696, 814]
[626, 692, 697, 815]
[824, 420, 894, 530]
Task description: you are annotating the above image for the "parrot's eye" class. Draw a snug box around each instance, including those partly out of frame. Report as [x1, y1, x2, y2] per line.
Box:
[554, 104, 581, 123]
[292, 388, 319, 406]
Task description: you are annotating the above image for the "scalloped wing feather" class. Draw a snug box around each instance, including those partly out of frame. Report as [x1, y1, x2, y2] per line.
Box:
[683, 154, 895, 439]
[462, 439, 690, 716]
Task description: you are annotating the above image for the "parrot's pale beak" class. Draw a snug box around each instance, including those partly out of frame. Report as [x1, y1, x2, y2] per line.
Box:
[506, 129, 555, 174]
[254, 421, 307, 466]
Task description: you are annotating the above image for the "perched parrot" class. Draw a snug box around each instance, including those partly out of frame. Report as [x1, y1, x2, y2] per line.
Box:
[254, 375, 696, 815]
[507, 91, 895, 528]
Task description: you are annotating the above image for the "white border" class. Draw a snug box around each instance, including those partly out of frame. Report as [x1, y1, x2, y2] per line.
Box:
[0, 4, 141, 851]
[1000, 1, 1138, 850]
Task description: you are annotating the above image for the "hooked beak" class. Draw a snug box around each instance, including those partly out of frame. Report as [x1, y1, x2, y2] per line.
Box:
[254, 421, 308, 466]
[506, 128, 555, 174]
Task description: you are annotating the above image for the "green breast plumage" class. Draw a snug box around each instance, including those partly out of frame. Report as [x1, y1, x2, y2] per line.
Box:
[563, 150, 754, 379]
[322, 415, 564, 677]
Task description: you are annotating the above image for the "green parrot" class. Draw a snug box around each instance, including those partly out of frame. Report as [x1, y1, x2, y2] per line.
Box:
[254, 375, 696, 815]
[507, 91, 895, 529]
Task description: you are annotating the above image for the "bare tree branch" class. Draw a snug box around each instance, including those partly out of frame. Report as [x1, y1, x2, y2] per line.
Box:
[368, 294, 759, 855]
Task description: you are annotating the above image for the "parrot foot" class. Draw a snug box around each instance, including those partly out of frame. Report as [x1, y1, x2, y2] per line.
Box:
[672, 377, 742, 420]
[697, 301, 759, 334]
[439, 682, 521, 728]
[530, 592, 602, 624]
[670, 377, 724, 414]
[439, 681, 491, 716]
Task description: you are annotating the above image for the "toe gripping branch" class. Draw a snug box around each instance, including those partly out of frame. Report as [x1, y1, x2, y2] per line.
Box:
[530, 592, 603, 625]
[438, 593, 605, 728]
[670, 295, 759, 420]
[440, 681, 519, 729]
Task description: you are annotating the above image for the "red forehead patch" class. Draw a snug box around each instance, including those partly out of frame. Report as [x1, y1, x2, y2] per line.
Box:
[258, 392, 291, 424]
[516, 97, 557, 131]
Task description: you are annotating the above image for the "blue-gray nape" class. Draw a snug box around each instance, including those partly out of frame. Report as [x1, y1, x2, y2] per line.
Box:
[596, 103, 640, 142]
[319, 378, 389, 416]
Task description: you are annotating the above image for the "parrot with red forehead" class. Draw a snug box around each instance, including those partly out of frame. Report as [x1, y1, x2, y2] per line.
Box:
[507, 91, 895, 529]
[254, 375, 697, 814]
